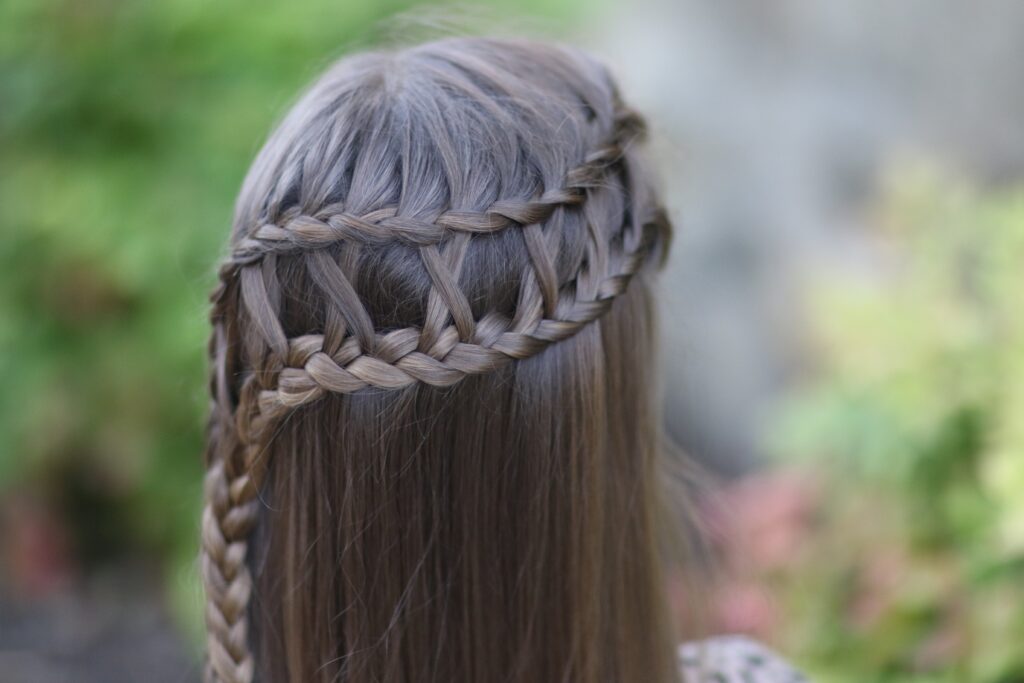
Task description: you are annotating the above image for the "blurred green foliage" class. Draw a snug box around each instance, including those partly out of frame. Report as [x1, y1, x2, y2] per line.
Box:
[770, 167, 1024, 682]
[0, 0, 578, 639]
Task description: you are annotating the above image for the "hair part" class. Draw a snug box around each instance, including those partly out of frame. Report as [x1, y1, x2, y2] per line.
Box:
[202, 36, 680, 683]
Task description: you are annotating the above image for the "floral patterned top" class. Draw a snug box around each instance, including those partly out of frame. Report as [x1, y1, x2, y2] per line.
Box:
[679, 636, 809, 682]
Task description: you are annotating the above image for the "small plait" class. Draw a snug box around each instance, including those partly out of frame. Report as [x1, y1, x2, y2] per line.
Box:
[253, 228, 656, 414]
[227, 110, 645, 264]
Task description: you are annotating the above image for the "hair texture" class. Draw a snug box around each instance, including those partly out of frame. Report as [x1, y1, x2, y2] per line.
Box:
[201, 37, 679, 683]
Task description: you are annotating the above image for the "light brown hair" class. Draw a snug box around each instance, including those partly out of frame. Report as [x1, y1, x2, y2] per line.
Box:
[201, 36, 681, 683]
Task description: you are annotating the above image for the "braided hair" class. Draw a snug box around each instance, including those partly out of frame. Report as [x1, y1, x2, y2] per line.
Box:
[202, 37, 677, 683]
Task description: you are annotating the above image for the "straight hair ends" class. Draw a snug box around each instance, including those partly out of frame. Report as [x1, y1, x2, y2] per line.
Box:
[203, 37, 685, 683]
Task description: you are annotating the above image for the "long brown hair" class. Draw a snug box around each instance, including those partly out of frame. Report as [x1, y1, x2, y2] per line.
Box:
[201, 36, 681, 683]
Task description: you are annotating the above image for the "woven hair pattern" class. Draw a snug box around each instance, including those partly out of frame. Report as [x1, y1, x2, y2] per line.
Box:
[201, 107, 667, 683]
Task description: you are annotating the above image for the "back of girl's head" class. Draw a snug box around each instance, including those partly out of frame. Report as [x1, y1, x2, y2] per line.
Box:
[203, 36, 678, 683]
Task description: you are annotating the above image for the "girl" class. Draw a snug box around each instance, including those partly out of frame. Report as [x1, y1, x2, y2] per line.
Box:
[200, 36, 806, 683]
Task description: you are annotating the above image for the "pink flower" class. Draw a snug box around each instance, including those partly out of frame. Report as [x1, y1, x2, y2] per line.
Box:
[706, 468, 822, 573]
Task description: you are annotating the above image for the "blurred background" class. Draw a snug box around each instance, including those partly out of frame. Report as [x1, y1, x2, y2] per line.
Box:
[1, 1, 1022, 681]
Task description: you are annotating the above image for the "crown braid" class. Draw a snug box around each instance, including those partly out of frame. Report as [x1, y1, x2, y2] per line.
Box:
[201, 63, 669, 683]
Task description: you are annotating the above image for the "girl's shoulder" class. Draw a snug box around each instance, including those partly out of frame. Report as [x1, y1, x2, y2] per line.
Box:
[678, 635, 809, 683]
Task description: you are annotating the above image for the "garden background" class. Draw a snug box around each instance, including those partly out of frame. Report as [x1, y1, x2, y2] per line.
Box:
[2, 1, 1022, 681]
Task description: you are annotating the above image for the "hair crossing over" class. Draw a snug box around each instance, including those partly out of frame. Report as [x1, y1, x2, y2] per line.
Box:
[200, 38, 672, 683]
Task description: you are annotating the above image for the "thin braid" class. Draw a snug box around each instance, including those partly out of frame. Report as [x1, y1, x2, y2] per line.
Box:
[203, 259, 290, 683]
[260, 220, 659, 408]
[227, 117, 638, 265]
[202, 299, 256, 683]
[201, 99, 665, 682]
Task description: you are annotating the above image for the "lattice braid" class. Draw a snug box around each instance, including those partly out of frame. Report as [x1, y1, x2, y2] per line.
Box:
[200, 107, 668, 683]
